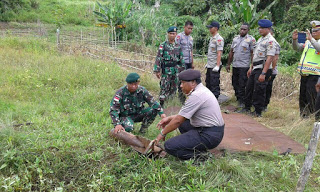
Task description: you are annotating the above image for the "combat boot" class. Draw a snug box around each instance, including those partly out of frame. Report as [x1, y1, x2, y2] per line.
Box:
[139, 125, 148, 134]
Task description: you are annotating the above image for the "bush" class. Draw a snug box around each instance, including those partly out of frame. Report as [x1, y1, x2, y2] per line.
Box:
[283, 0, 319, 31]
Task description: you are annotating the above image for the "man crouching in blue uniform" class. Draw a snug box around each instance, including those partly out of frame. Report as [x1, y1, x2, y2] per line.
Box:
[155, 69, 225, 160]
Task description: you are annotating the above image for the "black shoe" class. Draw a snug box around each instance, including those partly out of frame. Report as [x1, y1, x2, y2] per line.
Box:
[237, 101, 245, 108]
[139, 126, 147, 134]
[238, 108, 250, 114]
[251, 111, 262, 117]
[262, 107, 268, 112]
[160, 100, 164, 108]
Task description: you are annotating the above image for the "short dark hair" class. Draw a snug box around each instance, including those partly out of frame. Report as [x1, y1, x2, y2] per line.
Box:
[195, 78, 201, 84]
[185, 21, 193, 27]
[242, 22, 250, 28]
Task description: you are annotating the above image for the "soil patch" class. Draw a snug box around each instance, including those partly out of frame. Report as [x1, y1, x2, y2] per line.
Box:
[164, 106, 306, 154]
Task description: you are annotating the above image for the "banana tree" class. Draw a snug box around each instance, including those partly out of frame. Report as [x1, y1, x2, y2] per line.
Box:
[94, 1, 132, 46]
[225, 0, 278, 28]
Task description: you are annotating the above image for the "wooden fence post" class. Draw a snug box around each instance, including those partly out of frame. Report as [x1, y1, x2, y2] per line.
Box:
[56, 28, 60, 49]
[296, 122, 320, 192]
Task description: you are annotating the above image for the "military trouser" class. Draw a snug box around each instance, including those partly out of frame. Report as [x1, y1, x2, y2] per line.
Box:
[299, 75, 318, 117]
[206, 67, 221, 99]
[164, 120, 224, 160]
[119, 107, 158, 132]
[244, 68, 272, 115]
[265, 74, 277, 108]
[232, 67, 249, 104]
[159, 73, 178, 104]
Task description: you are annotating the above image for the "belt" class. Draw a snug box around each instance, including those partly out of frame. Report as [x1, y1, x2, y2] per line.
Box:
[253, 60, 265, 66]
[164, 63, 177, 67]
[197, 124, 225, 132]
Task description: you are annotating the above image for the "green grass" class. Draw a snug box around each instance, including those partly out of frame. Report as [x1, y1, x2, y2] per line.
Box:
[1, 0, 96, 26]
[0, 37, 320, 191]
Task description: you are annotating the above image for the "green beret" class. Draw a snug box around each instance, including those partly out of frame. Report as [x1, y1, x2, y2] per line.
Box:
[167, 26, 177, 33]
[126, 73, 140, 83]
[178, 69, 201, 81]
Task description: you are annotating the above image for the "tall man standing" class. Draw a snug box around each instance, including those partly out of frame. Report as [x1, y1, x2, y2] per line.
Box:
[264, 28, 281, 111]
[205, 21, 224, 99]
[154, 26, 185, 107]
[176, 21, 194, 70]
[242, 19, 276, 117]
[226, 23, 256, 108]
[293, 20, 320, 118]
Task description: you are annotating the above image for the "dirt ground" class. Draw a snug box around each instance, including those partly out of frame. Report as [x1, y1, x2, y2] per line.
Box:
[164, 105, 306, 155]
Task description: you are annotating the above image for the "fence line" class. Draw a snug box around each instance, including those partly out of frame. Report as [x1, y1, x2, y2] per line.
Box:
[0, 25, 206, 73]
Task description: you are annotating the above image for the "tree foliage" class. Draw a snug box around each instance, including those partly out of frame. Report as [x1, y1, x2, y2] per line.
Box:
[223, 0, 277, 27]
[94, 1, 132, 28]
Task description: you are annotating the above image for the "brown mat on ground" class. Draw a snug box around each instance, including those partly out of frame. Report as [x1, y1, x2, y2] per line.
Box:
[164, 106, 306, 154]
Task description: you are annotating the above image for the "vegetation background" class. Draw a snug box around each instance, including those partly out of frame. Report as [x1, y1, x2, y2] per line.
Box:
[0, 0, 319, 191]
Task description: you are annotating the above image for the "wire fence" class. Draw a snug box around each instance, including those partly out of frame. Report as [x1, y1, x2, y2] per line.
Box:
[0, 23, 207, 74]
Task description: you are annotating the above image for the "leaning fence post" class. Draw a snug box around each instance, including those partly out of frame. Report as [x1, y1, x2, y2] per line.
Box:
[296, 122, 320, 192]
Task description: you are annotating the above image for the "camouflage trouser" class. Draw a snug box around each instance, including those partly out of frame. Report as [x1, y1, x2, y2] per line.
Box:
[159, 74, 178, 103]
[119, 107, 158, 132]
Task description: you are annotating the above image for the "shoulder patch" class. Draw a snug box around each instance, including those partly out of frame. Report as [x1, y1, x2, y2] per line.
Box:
[176, 35, 181, 40]
[159, 45, 163, 50]
[114, 96, 120, 102]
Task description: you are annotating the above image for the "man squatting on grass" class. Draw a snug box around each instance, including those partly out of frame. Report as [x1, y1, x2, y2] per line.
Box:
[110, 73, 166, 134]
[155, 69, 225, 160]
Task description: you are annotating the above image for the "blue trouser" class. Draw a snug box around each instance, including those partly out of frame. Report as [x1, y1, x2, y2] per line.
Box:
[232, 67, 249, 104]
[244, 68, 272, 114]
[299, 75, 318, 117]
[265, 74, 277, 108]
[164, 120, 224, 160]
[206, 67, 221, 99]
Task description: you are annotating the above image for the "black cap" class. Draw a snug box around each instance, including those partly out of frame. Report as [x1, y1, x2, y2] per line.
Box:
[206, 21, 220, 29]
[178, 69, 201, 81]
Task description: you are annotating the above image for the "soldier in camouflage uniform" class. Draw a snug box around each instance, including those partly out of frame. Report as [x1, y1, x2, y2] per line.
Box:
[110, 73, 166, 134]
[154, 26, 185, 106]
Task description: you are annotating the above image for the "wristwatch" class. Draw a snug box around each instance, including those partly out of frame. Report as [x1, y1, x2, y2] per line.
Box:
[160, 130, 166, 137]
[261, 71, 266, 75]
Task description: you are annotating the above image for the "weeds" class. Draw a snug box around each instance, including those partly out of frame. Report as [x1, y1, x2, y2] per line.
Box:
[0, 37, 319, 191]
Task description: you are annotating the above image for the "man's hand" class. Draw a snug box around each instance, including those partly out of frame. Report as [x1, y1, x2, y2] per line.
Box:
[160, 114, 167, 119]
[247, 68, 252, 78]
[155, 134, 165, 145]
[155, 72, 161, 79]
[316, 83, 320, 92]
[157, 116, 171, 130]
[114, 124, 125, 134]
[306, 29, 312, 41]
[258, 74, 265, 82]
[226, 65, 230, 72]
[292, 29, 298, 40]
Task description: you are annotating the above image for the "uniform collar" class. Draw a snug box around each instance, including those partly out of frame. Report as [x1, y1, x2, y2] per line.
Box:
[212, 33, 220, 39]
[262, 32, 271, 39]
[241, 34, 249, 39]
[166, 40, 176, 46]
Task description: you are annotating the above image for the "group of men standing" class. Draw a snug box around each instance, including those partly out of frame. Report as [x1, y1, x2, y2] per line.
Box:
[153, 19, 281, 117]
[109, 19, 320, 160]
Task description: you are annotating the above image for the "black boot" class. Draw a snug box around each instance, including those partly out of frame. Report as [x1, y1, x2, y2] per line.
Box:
[139, 126, 148, 134]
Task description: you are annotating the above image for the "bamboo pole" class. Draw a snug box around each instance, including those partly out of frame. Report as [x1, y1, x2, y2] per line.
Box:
[296, 122, 320, 192]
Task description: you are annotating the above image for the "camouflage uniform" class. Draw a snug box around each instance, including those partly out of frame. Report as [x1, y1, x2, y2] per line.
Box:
[109, 85, 164, 132]
[154, 41, 185, 105]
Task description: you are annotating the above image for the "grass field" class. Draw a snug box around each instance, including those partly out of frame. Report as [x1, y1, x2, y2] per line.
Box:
[0, 36, 319, 191]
